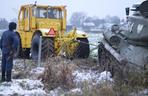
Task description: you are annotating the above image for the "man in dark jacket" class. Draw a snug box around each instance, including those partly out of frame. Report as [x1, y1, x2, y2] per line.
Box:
[0, 22, 18, 82]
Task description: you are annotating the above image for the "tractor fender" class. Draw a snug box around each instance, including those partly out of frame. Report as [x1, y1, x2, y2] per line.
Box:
[32, 30, 42, 40]
[15, 31, 22, 48]
[15, 31, 21, 41]
[75, 30, 88, 38]
[66, 30, 88, 39]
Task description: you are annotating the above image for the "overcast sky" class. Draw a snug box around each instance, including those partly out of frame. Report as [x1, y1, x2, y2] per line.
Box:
[0, 0, 145, 21]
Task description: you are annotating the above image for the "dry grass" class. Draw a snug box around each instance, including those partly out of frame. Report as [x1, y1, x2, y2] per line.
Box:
[38, 56, 147, 95]
[72, 58, 98, 70]
[113, 67, 146, 96]
[66, 81, 115, 96]
[67, 65, 147, 96]
[82, 81, 115, 96]
[12, 59, 37, 79]
[39, 56, 77, 91]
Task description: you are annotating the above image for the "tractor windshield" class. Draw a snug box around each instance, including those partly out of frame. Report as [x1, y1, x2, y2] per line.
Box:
[34, 7, 63, 19]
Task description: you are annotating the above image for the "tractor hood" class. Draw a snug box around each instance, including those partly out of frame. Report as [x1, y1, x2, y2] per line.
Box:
[66, 29, 88, 38]
[75, 30, 88, 37]
[37, 19, 62, 31]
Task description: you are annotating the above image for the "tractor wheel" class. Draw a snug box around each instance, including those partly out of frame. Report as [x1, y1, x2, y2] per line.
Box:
[31, 34, 54, 60]
[15, 33, 22, 58]
[31, 34, 40, 60]
[15, 33, 30, 59]
[21, 49, 30, 59]
[41, 37, 54, 60]
[74, 38, 90, 58]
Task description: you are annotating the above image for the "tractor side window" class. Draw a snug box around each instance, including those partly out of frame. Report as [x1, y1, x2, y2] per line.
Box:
[35, 7, 62, 19]
[19, 10, 23, 21]
[36, 8, 47, 18]
[32, 7, 36, 17]
[24, 9, 28, 18]
[48, 8, 62, 19]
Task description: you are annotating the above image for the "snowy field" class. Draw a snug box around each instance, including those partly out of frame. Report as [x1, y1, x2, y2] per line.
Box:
[0, 79, 46, 96]
[0, 59, 113, 96]
[0, 30, 147, 95]
[0, 30, 112, 96]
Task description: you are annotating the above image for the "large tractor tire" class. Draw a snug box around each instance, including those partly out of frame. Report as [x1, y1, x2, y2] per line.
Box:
[21, 49, 30, 59]
[74, 38, 90, 58]
[31, 34, 54, 60]
[41, 37, 54, 60]
[15, 33, 22, 58]
[15, 32, 30, 59]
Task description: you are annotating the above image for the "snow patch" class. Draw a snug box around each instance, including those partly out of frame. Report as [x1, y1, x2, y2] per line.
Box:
[69, 88, 82, 94]
[0, 79, 46, 96]
[70, 88, 82, 93]
[97, 71, 113, 83]
[73, 70, 113, 85]
[76, 30, 87, 35]
[30, 67, 45, 75]
[48, 87, 64, 96]
[73, 70, 98, 82]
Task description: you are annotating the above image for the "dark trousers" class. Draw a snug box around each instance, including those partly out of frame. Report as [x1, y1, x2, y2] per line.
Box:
[1, 53, 13, 81]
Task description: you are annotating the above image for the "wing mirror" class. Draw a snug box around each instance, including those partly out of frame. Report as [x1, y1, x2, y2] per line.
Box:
[125, 7, 130, 16]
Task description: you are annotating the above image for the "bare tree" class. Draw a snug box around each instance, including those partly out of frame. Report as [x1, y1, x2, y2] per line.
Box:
[0, 18, 9, 29]
[70, 12, 87, 27]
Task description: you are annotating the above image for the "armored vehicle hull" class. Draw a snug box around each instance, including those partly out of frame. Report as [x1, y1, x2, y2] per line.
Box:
[98, 1, 148, 76]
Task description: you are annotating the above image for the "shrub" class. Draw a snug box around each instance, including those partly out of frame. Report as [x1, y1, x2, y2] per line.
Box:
[39, 57, 76, 91]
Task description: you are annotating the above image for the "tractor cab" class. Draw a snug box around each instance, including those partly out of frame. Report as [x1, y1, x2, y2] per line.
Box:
[17, 4, 66, 36]
[17, 4, 67, 49]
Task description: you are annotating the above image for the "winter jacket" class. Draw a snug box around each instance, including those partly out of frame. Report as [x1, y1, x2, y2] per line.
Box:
[0, 30, 18, 55]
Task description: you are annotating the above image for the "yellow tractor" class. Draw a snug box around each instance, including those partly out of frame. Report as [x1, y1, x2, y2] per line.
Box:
[15, 4, 90, 60]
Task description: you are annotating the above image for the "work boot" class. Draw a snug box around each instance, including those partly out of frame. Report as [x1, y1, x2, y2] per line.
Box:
[1, 70, 6, 82]
[6, 71, 12, 82]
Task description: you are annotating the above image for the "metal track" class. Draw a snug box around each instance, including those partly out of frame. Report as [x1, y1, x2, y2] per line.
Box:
[98, 42, 131, 79]
[98, 40, 145, 80]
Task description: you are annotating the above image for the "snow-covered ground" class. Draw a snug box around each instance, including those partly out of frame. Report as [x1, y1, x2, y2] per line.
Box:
[0, 64, 46, 96]
[0, 31, 146, 95]
[0, 79, 46, 96]
[0, 65, 114, 96]
[0, 32, 105, 95]
[48, 70, 113, 96]
[73, 70, 113, 85]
